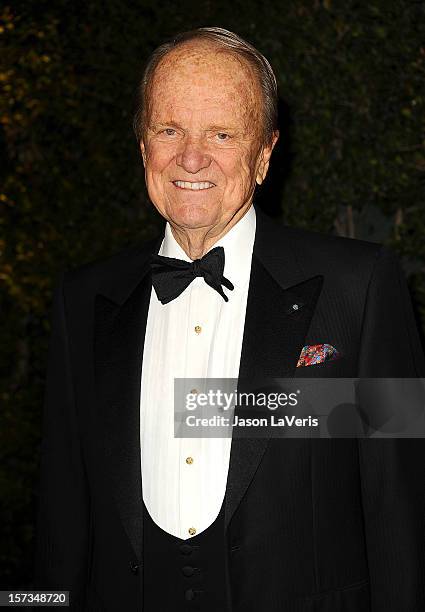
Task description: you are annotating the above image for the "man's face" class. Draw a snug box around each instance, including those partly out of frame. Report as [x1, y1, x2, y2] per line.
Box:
[140, 42, 278, 231]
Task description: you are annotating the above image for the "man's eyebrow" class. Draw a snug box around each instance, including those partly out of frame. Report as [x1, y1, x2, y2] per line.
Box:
[204, 123, 237, 132]
[150, 121, 181, 129]
[150, 121, 238, 132]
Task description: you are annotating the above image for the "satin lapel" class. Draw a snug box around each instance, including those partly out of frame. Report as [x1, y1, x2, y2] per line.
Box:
[93, 233, 163, 563]
[224, 206, 323, 528]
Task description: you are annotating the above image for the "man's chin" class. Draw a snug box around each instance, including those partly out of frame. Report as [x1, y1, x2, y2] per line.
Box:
[165, 203, 219, 230]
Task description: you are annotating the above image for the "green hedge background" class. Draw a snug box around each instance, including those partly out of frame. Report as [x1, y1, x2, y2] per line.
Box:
[1, 0, 424, 587]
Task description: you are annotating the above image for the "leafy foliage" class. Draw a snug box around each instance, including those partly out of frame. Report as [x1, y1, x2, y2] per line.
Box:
[1, 0, 424, 586]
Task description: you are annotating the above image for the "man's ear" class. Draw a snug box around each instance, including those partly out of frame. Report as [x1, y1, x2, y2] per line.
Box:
[256, 130, 279, 185]
[139, 140, 147, 167]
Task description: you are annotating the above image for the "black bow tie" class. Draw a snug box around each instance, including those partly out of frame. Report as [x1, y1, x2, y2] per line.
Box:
[149, 246, 234, 305]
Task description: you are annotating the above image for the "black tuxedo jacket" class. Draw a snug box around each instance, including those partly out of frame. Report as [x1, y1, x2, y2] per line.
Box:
[33, 203, 425, 611]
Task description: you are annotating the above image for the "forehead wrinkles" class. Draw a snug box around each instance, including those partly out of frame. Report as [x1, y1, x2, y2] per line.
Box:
[149, 44, 262, 130]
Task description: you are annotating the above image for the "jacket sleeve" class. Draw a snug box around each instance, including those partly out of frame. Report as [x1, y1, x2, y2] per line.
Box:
[357, 246, 425, 611]
[32, 272, 90, 610]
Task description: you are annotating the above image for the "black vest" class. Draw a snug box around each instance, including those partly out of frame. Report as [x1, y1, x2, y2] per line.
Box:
[142, 495, 232, 611]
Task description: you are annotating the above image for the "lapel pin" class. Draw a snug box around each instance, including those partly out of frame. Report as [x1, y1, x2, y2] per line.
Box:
[292, 304, 299, 310]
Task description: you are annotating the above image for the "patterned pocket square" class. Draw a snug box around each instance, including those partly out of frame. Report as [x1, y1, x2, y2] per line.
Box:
[297, 344, 340, 367]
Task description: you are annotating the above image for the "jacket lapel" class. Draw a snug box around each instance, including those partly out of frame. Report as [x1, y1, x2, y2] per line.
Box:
[224, 206, 323, 528]
[93, 233, 163, 563]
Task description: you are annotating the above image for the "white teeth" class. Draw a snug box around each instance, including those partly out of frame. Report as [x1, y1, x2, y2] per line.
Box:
[173, 181, 215, 190]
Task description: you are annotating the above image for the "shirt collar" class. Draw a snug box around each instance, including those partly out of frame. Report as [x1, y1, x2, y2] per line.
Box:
[159, 204, 256, 291]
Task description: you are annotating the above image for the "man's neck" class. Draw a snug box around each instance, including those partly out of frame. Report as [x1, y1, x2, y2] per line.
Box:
[168, 203, 253, 260]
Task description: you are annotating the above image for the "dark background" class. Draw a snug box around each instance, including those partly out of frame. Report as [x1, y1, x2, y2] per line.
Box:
[1, 0, 424, 588]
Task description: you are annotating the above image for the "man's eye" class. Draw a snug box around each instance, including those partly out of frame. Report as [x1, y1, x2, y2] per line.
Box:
[162, 128, 176, 136]
[216, 132, 230, 141]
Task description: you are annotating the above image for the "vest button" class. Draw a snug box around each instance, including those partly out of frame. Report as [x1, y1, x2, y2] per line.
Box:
[129, 561, 139, 574]
[179, 543, 193, 555]
[185, 588, 195, 601]
[182, 565, 195, 577]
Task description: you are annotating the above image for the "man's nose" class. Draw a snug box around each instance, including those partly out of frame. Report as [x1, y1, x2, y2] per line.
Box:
[175, 139, 212, 173]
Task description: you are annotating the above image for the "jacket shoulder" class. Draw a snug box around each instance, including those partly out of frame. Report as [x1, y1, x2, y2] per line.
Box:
[61, 236, 160, 297]
[256, 207, 385, 270]
[277, 222, 388, 279]
[284, 222, 383, 254]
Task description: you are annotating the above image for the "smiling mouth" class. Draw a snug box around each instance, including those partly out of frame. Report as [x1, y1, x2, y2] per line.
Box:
[172, 180, 216, 191]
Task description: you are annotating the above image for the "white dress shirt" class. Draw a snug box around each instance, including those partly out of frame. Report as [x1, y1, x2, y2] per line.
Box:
[140, 204, 256, 539]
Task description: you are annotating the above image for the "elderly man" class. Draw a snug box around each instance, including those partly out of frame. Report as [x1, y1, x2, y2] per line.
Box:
[34, 27, 425, 612]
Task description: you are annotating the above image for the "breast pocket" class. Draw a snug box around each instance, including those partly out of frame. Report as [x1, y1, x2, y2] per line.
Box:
[295, 356, 348, 377]
[306, 579, 370, 611]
